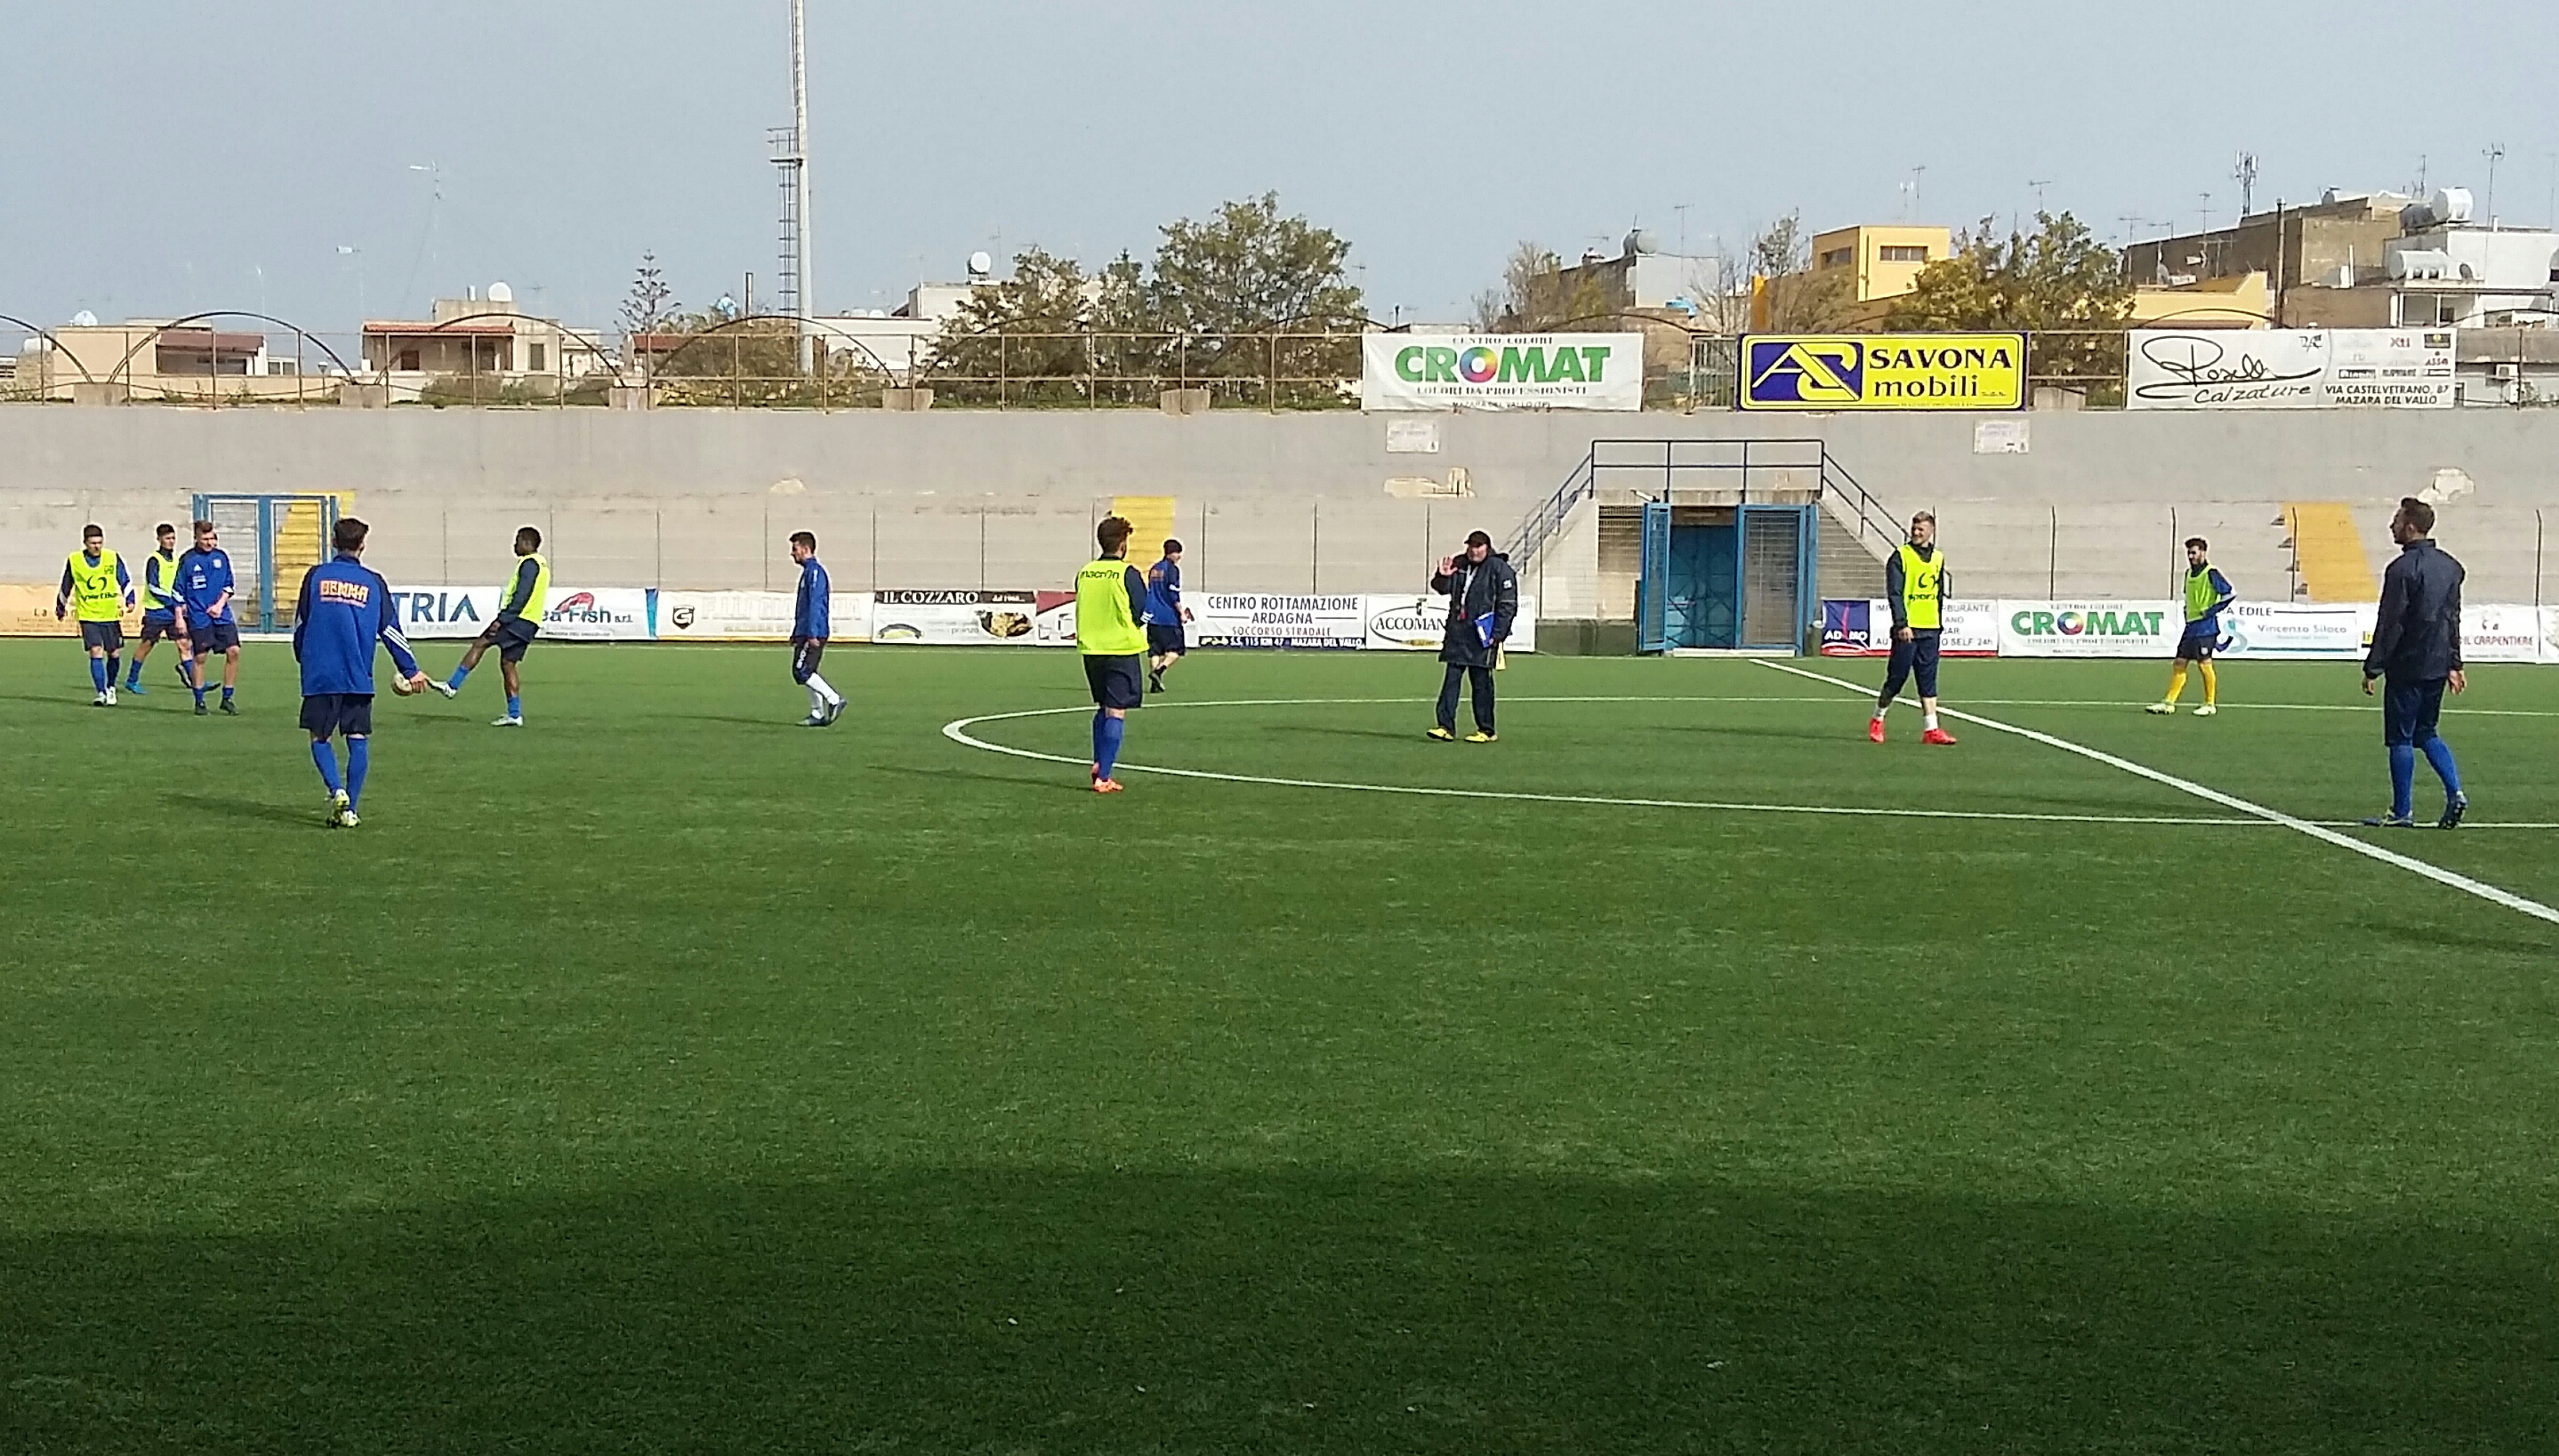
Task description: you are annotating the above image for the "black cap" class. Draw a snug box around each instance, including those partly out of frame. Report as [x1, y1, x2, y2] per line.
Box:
[1465, 530, 1493, 548]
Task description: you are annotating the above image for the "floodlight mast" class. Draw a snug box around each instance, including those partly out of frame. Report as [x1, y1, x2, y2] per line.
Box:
[791, 0, 816, 375]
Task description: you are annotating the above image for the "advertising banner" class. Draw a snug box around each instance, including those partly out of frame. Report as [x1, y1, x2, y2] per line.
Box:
[656, 591, 873, 643]
[1188, 593, 1368, 649]
[389, 585, 652, 640]
[2215, 600, 2370, 659]
[0, 583, 141, 637]
[1997, 600, 2181, 657]
[2462, 602, 2545, 663]
[1740, 334, 2027, 411]
[1818, 599, 2000, 656]
[1361, 334, 1643, 412]
[2128, 329, 2457, 409]
[1034, 590, 1076, 646]
[1357, 594, 1539, 653]
[868, 590, 1039, 646]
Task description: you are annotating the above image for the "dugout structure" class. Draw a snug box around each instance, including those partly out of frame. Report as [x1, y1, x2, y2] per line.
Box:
[190, 493, 340, 632]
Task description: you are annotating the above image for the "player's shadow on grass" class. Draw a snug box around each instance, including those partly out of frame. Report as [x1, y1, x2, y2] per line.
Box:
[876, 762, 1096, 795]
[5, 1171, 2551, 1453]
[2360, 918, 2555, 956]
[1263, 723, 1435, 743]
[159, 790, 323, 828]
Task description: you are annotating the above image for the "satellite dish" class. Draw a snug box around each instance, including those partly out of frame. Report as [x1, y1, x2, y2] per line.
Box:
[70, 310, 98, 327]
[967, 251, 994, 278]
[487, 281, 514, 303]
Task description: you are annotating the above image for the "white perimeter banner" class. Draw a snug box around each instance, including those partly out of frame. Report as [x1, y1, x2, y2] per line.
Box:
[2128, 328, 2456, 410]
[656, 590, 874, 643]
[1361, 334, 1643, 412]
[1358, 593, 1540, 653]
[2464, 602, 2545, 663]
[1192, 594, 1367, 649]
[2216, 600, 2371, 659]
[390, 585, 652, 641]
[868, 590, 1040, 646]
[1819, 599, 1999, 656]
[1997, 600, 2182, 657]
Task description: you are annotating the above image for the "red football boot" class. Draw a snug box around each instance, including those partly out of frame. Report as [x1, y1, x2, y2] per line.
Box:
[1867, 715, 1887, 744]
[1921, 727, 1959, 746]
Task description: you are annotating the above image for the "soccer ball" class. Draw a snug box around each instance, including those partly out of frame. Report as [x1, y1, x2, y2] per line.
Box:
[391, 675, 422, 697]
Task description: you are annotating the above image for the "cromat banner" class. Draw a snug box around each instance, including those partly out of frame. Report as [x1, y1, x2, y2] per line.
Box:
[1818, 599, 1999, 656]
[656, 591, 874, 643]
[1191, 594, 1367, 649]
[1361, 334, 1642, 412]
[1358, 593, 1539, 653]
[2128, 329, 2457, 410]
[869, 590, 1039, 646]
[1997, 600, 2181, 658]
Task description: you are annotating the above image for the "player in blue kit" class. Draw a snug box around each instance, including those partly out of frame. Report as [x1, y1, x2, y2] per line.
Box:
[293, 517, 427, 828]
[1143, 538, 1191, 695]
[787, 530, 845, 726]
[177, 519, 243, 716]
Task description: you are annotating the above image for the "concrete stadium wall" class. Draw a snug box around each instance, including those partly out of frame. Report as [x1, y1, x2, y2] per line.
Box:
[4, 405, 2556, 604]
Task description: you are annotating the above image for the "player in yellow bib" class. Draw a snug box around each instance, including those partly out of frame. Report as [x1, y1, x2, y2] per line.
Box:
[1868, 511, 1958, 745]
[55, 524, 134, 707]
[1075, 515, 1150, 793]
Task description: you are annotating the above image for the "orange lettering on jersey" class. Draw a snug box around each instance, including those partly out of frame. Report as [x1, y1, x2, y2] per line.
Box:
[318, 578, 371, 606]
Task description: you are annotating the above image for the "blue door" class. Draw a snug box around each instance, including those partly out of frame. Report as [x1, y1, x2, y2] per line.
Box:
[1667, 523, 1738, 649]
[1636, 499, 1671, 653]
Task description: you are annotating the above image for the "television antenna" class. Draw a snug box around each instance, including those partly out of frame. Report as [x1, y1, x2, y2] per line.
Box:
[2233, 152, 2258, 216]
[2027, 178, 2055, 213]
[2483, 141, 2507, 229]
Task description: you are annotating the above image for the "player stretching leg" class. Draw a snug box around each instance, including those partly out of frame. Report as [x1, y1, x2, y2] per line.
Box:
[126, 523, 197, 697]
[1076, 516, 1150, 792]
[294, 518, 426, 828]
[1870, 511, 1958, 745]
[433, 526, 548, 726]
[178, 520, 244, 716]
[2149, 538, 2234, 716]
[56, 525, 133, 706]
[787, 530, 844, 726]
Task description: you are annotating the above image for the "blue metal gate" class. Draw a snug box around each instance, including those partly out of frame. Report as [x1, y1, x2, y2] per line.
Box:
[190, 493, 339, 631]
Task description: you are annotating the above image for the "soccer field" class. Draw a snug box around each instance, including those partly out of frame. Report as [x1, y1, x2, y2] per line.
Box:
[5, 639, 2555, 1452]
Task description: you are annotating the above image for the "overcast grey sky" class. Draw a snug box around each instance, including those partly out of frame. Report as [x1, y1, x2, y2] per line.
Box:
[5, 2, 2555, 334]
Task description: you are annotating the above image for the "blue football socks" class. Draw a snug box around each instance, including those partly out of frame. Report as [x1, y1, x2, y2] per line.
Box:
[447, 664, 471, 692]
[88, 656, 108, 693]
[1093, 712, 1126, 778]
[2388, 744, 2418, 820]
[310, 740, 343, 794]
[346, 736, 370, 809]
[505, 694, 521, 720]
[2421, 736, 2462, 800]
[107, 654, 124, 687]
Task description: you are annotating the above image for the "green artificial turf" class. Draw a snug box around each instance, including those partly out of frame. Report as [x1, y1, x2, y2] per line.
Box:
[4, 640, 2555, 1453]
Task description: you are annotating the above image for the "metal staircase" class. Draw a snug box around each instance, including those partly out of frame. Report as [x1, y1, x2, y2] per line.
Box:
[1505, 438, 1900, 578]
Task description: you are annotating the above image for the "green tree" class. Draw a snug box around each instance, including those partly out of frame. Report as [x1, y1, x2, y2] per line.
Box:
[1472, 240, 1619, 333]
[1884, 211, 2131, 398]
[1744, 213, 1851, 333]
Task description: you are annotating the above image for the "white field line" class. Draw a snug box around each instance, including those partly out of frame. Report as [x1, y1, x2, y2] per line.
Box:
[1759, 660, 2559, 926]
[939, 696, 2558, 832]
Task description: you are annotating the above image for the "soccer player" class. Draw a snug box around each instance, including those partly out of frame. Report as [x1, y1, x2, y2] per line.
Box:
[2362, 497, 2468, 830]
[1869, 511, 1958, 745]
[1076, 515, 1150, 792]
[432, 525, 549, 726]
[178, 519, 244, 716]
[125, 522, 196, 696]
[1427, 530, 1517, 743]
[294, 517, 427, 828]
[54, 524, 133, 706]
[787, 530, 844, 727]
[1144, 538, 1192, 694]
[2149, 537, 2235, 716]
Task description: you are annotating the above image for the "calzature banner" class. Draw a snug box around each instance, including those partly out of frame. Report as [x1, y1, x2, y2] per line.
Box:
[2128, 329, 2457, 409]
[1361, 334, 1643, 412]
[1741, 334, 2027, 411]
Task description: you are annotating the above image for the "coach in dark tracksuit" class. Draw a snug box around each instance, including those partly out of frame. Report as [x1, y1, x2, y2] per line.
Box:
[1428, 530, 1518, 742]
[2362, 495, 2468, 829]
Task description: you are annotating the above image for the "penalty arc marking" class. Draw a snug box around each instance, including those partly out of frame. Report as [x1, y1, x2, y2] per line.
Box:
[938, 696, 2558, 833]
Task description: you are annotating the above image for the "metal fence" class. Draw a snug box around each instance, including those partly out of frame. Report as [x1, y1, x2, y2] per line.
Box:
[0, 310, 2410, 413]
